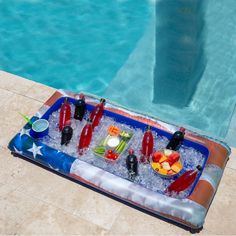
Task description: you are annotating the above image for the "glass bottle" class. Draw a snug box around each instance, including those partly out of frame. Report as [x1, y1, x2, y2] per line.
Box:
[166, 127, 185, 150]
[78, 119, 93, 155]
[166, 165, 203, 194]
[59, 97, 71, 131]
[89, 98, 106, 129]
[74, 94, 86, 121]
[141, 126, 154, 163]
[126, 149, 138, 180]
[61, 125, 73, 145]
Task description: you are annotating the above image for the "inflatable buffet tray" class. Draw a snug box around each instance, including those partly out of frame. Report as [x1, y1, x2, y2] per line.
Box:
[8, 90, 231, 232]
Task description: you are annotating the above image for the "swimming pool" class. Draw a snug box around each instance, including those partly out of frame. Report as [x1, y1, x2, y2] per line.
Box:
[1, 0, 236, 146]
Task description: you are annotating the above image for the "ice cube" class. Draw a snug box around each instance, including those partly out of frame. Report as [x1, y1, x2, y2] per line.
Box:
[40, 106, 207, 199]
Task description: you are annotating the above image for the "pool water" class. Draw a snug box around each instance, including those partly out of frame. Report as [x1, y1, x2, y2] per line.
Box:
[0, 0, 151, 93]
[1, 0, 236, 146]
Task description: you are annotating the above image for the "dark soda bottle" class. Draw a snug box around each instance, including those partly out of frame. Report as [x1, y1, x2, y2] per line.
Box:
[126, 149, 138, 180]
[166, 127, 185, 151]
[89, 98, 106, 129]
[61, 125, 73, 145]
[78, 119, 93, 155]
[59, 97, 71, 131]
[74, 94, 86, 121]
[166, 165, 203, 194]
[141, 126, 154, 163]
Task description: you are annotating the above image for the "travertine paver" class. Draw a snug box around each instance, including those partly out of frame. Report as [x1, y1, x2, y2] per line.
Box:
[0, 72, 236, 235]
[0, 90, 42, 148]
[228, 147, 236, 170]
[203, 167, 236, 235]
[26, 82, 56, 102]
[0, 70, 35, 94]
[73, 191, 123, 230]
[0, 187, 106, 235]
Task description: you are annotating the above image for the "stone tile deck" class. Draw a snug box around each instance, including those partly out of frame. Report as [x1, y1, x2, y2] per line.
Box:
[0, 70, 235, 235]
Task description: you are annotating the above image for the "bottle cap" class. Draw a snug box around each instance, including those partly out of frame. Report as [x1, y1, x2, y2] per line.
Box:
[179, 127, 185, 133]
[100, 98, 106, 104]
[129, 149, 134, 155]
[196, 165, 203, 171]
[64, 97, 69, 103]
[62, 125, 73, 133]
[79, 94, 85, 100]
[146, 125, 151, 131]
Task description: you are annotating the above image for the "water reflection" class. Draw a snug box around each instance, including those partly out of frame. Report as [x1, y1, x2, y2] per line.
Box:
[153, 0, 206, 108]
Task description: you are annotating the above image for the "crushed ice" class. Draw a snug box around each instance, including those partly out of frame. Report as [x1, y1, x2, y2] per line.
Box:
[40, 104, 206, 199]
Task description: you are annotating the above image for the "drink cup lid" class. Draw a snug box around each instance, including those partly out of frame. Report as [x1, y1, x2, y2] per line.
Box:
[79, 93, 85, 100]
[179, 127, 185, 133]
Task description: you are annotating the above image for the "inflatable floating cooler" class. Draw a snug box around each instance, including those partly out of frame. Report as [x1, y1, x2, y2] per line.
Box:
[8, 90, 231, 232]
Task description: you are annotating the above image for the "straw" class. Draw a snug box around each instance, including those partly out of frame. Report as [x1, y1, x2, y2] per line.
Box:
[18, 112, 33, 125]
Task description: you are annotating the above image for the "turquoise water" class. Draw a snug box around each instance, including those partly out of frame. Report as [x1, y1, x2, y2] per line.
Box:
[1, 0, 236, 145]
[0, 0, 151, 93]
